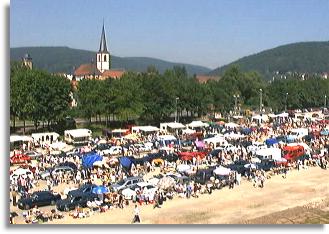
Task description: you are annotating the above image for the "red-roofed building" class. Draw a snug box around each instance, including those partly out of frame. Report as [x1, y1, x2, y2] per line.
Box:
[101, 69, 125, 79]
[74, 63, 102, 80]
[195, 75, 220, 84]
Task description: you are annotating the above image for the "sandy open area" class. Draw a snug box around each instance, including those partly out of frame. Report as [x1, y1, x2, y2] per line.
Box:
[11, 166, 329, 224]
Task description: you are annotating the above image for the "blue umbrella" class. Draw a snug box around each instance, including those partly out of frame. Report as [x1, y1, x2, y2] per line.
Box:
[82, 152, 103, 169]
[265, 138, 278, 146]
[118, 156, 133, 169]
[92, 186, 109, 194]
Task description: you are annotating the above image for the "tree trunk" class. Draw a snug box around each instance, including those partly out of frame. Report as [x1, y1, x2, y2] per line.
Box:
[13, 116, 15, 132]
[23, 119, 26, 135]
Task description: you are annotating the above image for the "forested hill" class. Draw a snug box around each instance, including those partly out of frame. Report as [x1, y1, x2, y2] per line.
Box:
[10, 47, 211, 75]
[209, 41, 329, 79]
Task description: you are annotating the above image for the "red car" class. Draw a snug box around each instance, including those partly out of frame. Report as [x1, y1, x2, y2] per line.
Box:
[178, 151, 207, 161]
[10, 154, 32, 165]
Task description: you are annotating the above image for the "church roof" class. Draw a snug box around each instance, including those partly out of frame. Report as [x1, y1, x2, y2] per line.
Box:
[102, 69, 125, 79]
[74, 63, 102, 76]
[99, 23, 108, 53]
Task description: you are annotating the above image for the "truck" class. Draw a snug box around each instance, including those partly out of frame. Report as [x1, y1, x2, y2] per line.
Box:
[64, 129, 92, 145]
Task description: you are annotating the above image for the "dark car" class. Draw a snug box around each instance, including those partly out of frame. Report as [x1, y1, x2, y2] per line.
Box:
[226, 160, 250, 175]
[162, 152, 179, 162]
[208, 149, 223, 158]
[276, 135, 288, 144]
[192, 168, 215, 184]
[256, 160, 277, 171]
[57, 161, 78, 171]
[67, 183, 98, 197]
[24, 151, 43, 160]
[17, 191, 61, 210]
[56, 193, 98, 212]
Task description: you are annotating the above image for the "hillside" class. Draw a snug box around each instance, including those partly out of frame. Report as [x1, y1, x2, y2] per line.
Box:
[209, 41, 329, 79]
[10, 47, 211, 75]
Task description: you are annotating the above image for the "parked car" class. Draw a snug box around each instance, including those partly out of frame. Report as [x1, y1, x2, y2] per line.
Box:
[67, 184, 98, 197]
[24, 151, 43, 160]
[109, 146, 126, 155]
[111, 176, 144, 192]
[256, 159, 278, 171]
[178, 151, 207, 161]
[132, 143, 152, 152]
[162, 152, 179, 162]
[192, 168, 215, 184]
[180, 140, 194, 151]
[216, 144, 238, 153]
[10, 154, 31, 165]
[96, 143, 112, 156]
[247, 142, 267, 155]
[40, 166, 75, 180]
[17, 191, 61, 210]
[226, 160, 250, 175]
[56, 193, 98, 211]
[208, 148, 223, 158]
[57, 161, 78, 171]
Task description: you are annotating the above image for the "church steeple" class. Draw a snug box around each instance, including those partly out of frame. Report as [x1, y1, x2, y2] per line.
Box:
[96, 21, 110, 72]
[99, 22, 108, 53]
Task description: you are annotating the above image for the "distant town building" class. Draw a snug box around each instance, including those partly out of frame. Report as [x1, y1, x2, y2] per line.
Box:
[22, 53, 33, 69]
[195, 75, 220, 84]
[74, 23, 125, 81]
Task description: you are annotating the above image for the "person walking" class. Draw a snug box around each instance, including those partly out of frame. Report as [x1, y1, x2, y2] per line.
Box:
[153, 191, 161, 209]
[283, 167, 288, 179]
[11, 185, 18, 206]
[132, 205, 141, 223]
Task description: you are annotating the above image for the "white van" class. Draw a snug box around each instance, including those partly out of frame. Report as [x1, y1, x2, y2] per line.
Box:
[157, 135, 179, 152]
[288, 128, 308, 141]
[204, 135, 228, 148]
[64, 129, 92, 145]
[256, 148, 282, 161]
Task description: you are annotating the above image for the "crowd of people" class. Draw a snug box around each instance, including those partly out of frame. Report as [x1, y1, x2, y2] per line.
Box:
[9, 112, 329, 224]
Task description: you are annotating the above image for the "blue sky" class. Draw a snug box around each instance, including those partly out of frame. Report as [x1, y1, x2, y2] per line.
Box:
[10, 0, 329, 69]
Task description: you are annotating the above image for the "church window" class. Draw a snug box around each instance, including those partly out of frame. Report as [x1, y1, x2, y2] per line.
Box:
[104, 55, 107, 62]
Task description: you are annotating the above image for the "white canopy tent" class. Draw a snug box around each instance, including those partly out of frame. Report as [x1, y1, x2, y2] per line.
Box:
[132, 126, 160, 133]
[232, 115, 244, 119]
[224, 122, 239, 128]
[160, 122, 186, 133]
[268, 113, 277, 118]
[186, 121, 209, 128]
[276, 112, 289, 118]
[252, 115, 269, 122]
[182, 128, 196, 135]
[49, 141, 67, 151]
[224, 132, 246, 139]
[213, 166, 231, 176]
[112, 129, 129, 133]
[10, 135, 33, 143]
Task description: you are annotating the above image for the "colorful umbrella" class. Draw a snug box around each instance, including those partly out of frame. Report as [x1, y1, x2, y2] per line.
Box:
[92, 186, 110, 194]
